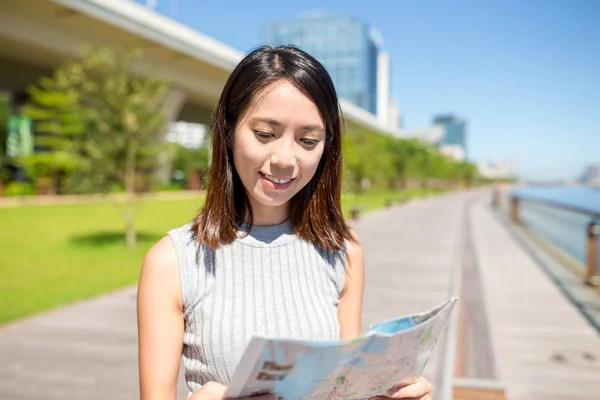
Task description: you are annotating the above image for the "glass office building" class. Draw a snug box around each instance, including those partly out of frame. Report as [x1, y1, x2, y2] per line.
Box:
[262, 15, 380, 114]
[433, 115, 467, 157]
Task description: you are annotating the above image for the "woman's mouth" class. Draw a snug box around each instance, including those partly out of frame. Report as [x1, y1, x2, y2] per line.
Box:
[259, 172, 295, 190]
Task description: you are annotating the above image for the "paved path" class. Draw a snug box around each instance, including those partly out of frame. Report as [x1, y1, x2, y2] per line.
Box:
[0, 190, 203, 208]
[1, 189, 599, 399]
[0, 286, 156, 399]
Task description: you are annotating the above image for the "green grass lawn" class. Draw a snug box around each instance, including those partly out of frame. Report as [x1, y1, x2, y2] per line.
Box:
[0, 188, 444, 324]
[341, 186, 443, 216]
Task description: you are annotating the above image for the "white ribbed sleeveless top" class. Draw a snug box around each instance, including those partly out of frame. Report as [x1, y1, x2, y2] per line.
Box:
[167, 220, 346, 394]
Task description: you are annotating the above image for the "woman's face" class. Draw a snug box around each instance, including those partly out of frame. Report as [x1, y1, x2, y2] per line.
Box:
[232, 80, 326, 220]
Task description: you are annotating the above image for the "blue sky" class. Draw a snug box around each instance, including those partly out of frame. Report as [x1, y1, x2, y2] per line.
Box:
[139, 0, 599, 180]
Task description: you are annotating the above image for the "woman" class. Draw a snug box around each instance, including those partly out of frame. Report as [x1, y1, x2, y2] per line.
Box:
[137, 46, 432, 400]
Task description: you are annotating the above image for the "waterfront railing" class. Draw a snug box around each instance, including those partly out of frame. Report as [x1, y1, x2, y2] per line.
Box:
[493, 189, 599, 286]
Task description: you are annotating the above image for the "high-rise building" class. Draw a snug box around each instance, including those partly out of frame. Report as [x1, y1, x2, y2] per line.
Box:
[477, 157, 516, 180]
[432, 114, 467, 160]
[583, 164, 600, 185]
[262, 15, 383, 116]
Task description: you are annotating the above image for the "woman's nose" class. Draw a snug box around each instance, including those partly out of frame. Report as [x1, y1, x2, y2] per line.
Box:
[270, 138, 297, 168]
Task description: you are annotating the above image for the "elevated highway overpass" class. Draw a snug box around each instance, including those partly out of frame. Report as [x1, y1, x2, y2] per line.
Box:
[0, 0, 403, 133]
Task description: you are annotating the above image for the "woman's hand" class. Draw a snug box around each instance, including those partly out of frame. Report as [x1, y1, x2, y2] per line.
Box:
[370, 377, 433, 399]
[188, 381, 278, 400]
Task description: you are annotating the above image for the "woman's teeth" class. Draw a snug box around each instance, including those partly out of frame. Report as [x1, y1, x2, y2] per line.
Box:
[264, 174, 291, 184]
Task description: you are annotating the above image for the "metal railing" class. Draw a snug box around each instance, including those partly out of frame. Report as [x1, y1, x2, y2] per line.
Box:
[493, 189, 599, 286]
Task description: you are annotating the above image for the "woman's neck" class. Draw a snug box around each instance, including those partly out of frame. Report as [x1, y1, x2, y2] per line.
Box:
[247, 202, 290, 227]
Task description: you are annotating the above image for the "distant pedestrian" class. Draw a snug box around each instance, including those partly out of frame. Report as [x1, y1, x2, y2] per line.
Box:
[137, 45, 432, 400]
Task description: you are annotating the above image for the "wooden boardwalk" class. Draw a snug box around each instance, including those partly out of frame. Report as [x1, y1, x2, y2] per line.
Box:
[471, 199, 600, 400]
[1, 189, 599, 399]
[356, 189, 471, 396]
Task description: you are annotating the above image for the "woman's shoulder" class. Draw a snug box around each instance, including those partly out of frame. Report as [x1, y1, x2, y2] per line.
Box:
[142, 223, 196, 273]
[341, 228, 364, 273]
[142, 235, 180, 275]
[139, 234, 183, 311]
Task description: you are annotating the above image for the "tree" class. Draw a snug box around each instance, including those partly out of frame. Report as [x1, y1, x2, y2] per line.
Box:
[171, 142, 210, 189]
[0, 93, 12, 187]
[342, 121, 480, 190]
[343, 121, 397, 191]
[80, 46, 169, 247]
[24, 45, 169, 247]
[20, 65, 88, 194]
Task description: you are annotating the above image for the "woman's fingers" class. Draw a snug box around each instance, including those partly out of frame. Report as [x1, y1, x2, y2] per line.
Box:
[388, 377, 432, 398]
[238, 395, 277, 400]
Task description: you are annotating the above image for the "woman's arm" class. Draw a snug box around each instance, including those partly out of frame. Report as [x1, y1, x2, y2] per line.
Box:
[337, 232, 365, 339]
[137, 236, 185, 400]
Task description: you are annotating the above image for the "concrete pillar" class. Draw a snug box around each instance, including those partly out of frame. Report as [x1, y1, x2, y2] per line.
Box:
[156, 89, 187, 185]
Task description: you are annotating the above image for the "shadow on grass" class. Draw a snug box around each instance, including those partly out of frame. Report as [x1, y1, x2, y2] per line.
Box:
[70, 231, 163, 247]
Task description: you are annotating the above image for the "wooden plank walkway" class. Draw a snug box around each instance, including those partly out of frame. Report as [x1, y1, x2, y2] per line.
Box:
[471, 198, 600, 400]
[456, 197, 501, 380]
[356, 189, 471, 395]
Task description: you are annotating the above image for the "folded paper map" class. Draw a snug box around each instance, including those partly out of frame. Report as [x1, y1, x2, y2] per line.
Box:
[225, 296, 458, 400]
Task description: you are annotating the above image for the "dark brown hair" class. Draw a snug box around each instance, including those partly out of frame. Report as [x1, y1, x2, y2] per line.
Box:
[192, 45, 351, 251]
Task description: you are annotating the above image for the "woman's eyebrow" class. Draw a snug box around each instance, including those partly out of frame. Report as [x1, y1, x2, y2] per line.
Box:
[251, 117, 281, 127]
[251, 117, 324, 133]
[302, 124, 323, 132]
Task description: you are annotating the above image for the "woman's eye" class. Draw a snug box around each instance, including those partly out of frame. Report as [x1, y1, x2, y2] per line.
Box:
[255, 131, 274, 139]
[300, 138, 320, 146]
